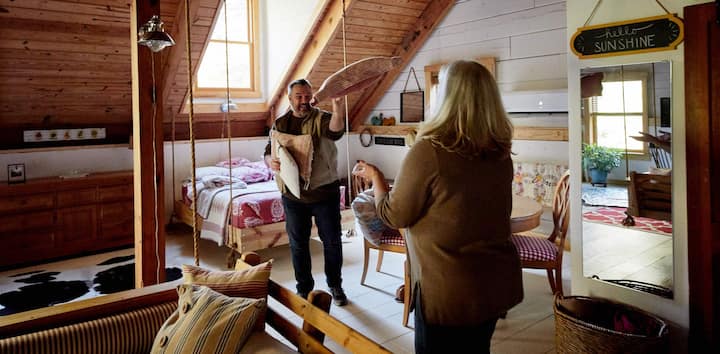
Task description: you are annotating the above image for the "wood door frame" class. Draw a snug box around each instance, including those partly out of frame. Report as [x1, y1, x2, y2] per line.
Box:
[683, 2, 719, 351]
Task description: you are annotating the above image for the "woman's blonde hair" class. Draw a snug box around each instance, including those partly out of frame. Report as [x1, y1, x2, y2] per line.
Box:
[418, 60, 513, 158]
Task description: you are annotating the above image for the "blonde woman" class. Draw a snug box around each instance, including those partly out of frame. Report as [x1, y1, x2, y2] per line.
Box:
[353, 60, 521, 353]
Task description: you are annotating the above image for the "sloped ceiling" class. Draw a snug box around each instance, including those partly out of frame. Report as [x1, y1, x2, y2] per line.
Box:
[0, 0, 453, 149]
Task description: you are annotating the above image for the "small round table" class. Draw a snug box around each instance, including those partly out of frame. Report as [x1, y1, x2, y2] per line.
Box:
[511, 196, 544, 233]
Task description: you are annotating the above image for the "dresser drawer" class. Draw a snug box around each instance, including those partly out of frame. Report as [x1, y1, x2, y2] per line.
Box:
[0, 194, 54, 214]
[0, 211, 54, 233]
[58, 188, 97, 207]
[99, 184, 133, 202]
[100, 201, 133, 223]
[3, 230, 56, 251]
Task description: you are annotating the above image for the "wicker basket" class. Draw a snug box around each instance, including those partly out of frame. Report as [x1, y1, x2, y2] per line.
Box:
[554, 294, 669, 354]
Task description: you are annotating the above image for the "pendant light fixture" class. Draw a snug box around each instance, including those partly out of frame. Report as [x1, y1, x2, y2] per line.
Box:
[138, 15, 175, 53]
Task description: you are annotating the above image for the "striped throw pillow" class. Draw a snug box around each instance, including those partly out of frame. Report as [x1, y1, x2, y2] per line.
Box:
[181, 260, 272, 331]
[151, 284, 265, 354]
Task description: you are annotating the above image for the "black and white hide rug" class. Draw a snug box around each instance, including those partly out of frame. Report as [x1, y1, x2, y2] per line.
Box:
[0, 250, 181, 316]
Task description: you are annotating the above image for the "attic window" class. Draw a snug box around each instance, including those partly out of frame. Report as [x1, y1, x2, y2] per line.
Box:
[196, 0, 260, 98]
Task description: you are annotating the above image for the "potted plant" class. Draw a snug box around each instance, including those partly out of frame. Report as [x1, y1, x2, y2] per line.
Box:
[582, 143, 623, 187]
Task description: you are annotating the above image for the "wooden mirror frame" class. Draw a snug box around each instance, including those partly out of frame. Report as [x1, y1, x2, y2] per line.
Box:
[423, 57, 496, 109]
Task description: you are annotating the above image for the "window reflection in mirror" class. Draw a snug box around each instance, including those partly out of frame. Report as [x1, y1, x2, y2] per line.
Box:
[580, 61, 673, 298]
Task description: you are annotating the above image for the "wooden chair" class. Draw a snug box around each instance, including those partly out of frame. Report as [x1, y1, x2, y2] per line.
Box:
[360, 228, 410, 327]
[511, 171, 570, 296]
[352, 174, 410, 327]
[627, 171, 672, 221]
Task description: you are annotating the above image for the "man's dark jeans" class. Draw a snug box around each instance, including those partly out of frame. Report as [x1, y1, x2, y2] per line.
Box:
[282, 191, 343, 295]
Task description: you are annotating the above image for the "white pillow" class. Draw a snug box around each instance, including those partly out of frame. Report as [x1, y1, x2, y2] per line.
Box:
[195, 166, 231, 179]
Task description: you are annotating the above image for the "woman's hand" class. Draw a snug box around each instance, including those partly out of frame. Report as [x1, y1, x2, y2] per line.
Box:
[352, 160, 378, 182]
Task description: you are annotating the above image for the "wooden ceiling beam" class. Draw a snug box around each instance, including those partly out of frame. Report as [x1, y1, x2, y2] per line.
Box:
[266, 0, 357, 126]
[360, 0, 428, 11]
[349, 0, 453, 130]
[160, 0, 221, 116]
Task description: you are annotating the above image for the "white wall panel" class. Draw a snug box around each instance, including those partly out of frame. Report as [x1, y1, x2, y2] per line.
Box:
[510, 28, 567, 59]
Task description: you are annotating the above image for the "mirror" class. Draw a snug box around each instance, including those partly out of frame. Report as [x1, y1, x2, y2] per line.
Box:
[580, 61, 673, 298]
[400, 91, 424, 123]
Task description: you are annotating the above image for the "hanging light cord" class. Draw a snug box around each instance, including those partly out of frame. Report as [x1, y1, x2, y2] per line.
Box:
[150, 53, 161, 283]
[184, 0, 200, 266]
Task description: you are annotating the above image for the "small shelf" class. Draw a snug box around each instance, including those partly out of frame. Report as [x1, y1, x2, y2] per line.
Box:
[356, 125, 567, 141]
[355, 125, 418, 136]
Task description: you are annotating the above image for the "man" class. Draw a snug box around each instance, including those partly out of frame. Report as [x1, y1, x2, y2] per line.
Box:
[264, 78, 348, 306]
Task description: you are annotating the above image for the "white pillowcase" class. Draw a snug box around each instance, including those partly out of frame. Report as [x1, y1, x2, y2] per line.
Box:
[194, 166, 231, 179]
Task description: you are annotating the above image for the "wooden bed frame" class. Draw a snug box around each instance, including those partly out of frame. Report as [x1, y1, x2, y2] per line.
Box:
[174, 200, 355, 267]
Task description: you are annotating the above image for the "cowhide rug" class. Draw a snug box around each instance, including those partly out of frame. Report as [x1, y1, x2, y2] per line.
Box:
[0, 250, 181, 316]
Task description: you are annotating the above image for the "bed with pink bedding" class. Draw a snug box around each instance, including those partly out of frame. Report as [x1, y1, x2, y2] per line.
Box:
[175, 158, 348, 257]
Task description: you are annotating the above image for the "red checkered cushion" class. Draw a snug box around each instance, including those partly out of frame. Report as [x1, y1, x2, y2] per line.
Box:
[511, 234, 557, 262]
[379, 228, 405, 247]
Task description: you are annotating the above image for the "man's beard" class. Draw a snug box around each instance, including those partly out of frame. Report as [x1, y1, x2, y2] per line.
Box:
[293, 104, 311, 117]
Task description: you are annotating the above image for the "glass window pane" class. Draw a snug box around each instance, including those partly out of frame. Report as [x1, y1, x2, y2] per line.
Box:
[210, 0, 248, 42]
[227, 0, 248, 42]
[622, 80, 643, 112]
[597, 80, 643, 113]
[597, 82, 624, 113]
[596, 115, 643, 151]
[197, 43, 250, 88]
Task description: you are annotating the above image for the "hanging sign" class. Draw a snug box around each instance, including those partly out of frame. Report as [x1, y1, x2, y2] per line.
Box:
[571, 14, 684, 59]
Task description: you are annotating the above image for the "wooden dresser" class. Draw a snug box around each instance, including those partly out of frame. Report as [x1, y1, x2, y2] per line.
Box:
[0, 171, 134, 268]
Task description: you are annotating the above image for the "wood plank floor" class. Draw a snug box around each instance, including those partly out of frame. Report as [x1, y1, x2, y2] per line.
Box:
[166, 223, 569, 354]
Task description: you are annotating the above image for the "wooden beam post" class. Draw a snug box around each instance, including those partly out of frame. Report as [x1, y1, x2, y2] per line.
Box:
[131, 0, 166, 287]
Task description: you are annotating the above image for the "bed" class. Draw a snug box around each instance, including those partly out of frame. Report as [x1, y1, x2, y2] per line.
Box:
[174, 158, 352, 264]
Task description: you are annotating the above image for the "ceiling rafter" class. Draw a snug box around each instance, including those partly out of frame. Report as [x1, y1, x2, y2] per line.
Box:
[266, 0, 356, 125]
[349, 0, 453, 129]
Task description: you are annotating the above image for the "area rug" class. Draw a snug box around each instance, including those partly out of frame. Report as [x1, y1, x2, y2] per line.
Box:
[583, 206, 672, 236]
[0, 251, 181, 316]
[582, 183, 628, 208]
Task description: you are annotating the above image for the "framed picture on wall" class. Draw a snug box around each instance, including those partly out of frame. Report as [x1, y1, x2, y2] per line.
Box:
[7, 164, 26, 184]
[400, 91, 424, 123]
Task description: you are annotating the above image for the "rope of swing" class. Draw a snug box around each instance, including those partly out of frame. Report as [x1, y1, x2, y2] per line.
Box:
[183, 0, 200, 266]
[222, 0, 235, 251]
[341, 0, 353, 208]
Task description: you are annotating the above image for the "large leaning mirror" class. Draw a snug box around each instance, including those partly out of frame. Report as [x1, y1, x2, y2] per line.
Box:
[580, 61, 673, 298]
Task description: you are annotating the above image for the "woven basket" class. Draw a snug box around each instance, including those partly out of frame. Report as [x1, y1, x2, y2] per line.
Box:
[554, 294, 669, 354]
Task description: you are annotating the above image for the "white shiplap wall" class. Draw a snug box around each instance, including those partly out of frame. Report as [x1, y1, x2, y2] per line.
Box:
[353, 0, 569, 179]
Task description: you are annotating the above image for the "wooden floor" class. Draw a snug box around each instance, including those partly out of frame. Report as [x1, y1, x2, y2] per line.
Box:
[166, 223, 570, 354]
[1, 209, 675, 353]
[582, 220, 673, 292]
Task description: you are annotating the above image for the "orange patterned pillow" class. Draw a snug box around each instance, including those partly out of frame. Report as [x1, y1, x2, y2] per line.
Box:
[182, 260, 272, 331]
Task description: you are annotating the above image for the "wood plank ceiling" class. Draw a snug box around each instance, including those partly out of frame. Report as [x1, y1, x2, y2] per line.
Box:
[0, 0, 452, 149]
